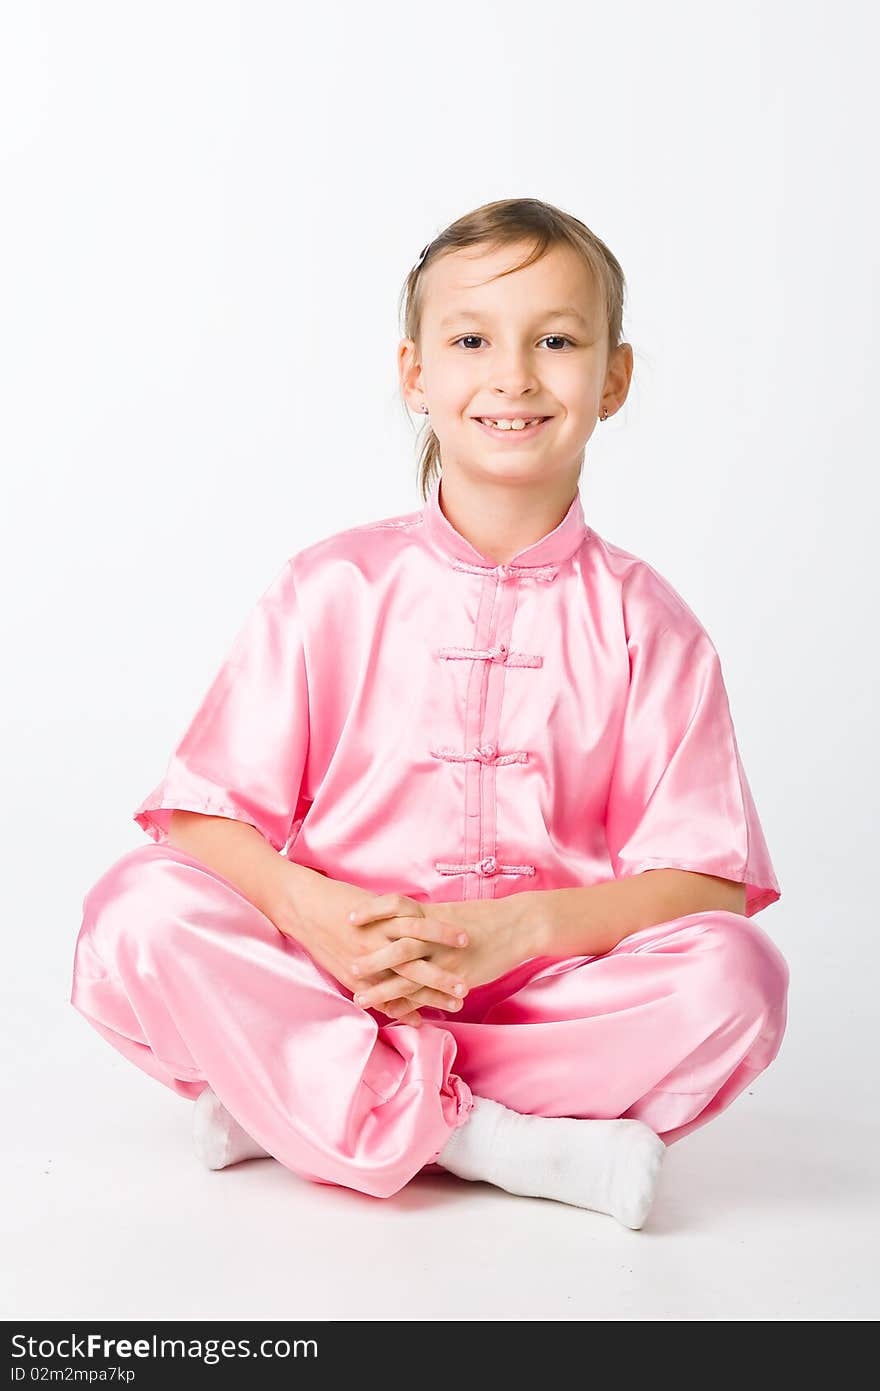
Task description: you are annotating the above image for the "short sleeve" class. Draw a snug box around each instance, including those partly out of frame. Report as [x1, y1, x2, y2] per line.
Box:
[133, 557, 310, 853]
[603, 595, 781, 917]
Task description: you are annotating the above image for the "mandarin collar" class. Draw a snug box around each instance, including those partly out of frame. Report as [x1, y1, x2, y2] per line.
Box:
[421, 473, 588, 570]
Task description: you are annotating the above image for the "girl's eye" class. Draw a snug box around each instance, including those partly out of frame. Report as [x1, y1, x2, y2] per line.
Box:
[452, 335, 575, 351]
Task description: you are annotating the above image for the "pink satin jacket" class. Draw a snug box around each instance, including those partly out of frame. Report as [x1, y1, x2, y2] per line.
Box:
[133, 474, 781, 917]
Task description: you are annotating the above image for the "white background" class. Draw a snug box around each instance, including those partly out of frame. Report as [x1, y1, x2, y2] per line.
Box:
[2, 0, 877, 1320]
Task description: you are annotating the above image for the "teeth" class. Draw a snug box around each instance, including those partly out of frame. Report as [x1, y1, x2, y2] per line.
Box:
[480, 417, 544, 431]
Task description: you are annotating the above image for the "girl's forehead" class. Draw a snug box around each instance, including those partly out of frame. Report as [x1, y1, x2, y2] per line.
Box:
[422, 243, 597, 322]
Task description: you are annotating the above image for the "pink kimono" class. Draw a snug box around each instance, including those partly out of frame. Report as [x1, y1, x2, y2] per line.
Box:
[70, 474, 789, 1198]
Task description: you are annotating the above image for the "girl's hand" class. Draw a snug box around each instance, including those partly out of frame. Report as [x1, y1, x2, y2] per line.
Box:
[347, 893, 530, 1014]
[348, 894, 472, 1024]
[276, 870, 469, 1027]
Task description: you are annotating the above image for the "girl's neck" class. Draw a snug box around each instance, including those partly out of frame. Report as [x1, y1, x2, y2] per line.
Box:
[436, 470, 581, 567]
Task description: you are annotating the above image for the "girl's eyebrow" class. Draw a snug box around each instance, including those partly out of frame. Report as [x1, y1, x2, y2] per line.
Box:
[439, 306, 590, 329]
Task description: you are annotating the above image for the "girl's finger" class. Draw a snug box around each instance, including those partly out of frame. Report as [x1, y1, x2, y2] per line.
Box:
[351, 936, 430, 978]
[356, 975, 464, 1013]
[351, 967, 424, 1006]
[354, 972, 424, 1008]
[398, 984, 465, 1012]
[369, 917, 469, 950]
[395, 961, 468, 1000]
[363, 953, 468, 1002]
[348, 893, 418, 928]
[347, 895, 469, 956]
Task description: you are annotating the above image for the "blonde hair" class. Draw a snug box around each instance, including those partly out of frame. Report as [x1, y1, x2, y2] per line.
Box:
[397, 197, 628, 501]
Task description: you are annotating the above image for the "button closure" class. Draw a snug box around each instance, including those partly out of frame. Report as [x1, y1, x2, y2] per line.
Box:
[494, 643, 508, 662]
[475, 743, 497, 762]
[477, 856, 498, 876]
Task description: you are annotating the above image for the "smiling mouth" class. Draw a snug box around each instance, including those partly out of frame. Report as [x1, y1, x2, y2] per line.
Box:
[472, 416, 554, 436]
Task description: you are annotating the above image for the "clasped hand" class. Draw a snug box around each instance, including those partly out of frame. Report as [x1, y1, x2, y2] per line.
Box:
[347, 892, 523, 1026]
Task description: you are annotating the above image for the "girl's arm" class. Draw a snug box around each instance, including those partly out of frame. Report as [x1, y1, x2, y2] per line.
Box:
[525, 869, 748, 960]
[168, 810, 326, 936]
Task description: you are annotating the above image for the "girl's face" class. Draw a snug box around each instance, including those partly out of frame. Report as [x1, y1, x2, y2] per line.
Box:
[401, 240, 629, 487]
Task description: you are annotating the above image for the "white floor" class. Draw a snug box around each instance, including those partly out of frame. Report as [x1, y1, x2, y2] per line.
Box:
[5, 963, 877, 1322]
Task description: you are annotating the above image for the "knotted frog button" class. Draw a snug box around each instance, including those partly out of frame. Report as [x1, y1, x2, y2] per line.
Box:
[477, 855, 498, 876]
[475, 742, 497, 762]
[494, 643, 508, 662]
[496, 563, 511, 580]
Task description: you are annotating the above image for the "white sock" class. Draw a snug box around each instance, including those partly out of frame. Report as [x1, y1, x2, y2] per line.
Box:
[437, 1095, 666, 1229]
[192, 1086, 273, 1169]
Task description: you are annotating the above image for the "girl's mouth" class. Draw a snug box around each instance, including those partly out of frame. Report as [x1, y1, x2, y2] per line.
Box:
[472, 416, 553, 441]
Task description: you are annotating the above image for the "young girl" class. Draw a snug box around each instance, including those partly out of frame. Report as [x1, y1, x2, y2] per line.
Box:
[70, 197, 788, 1231]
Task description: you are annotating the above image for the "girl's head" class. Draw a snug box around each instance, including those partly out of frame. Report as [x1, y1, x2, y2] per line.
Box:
[398, 197, 633, 500]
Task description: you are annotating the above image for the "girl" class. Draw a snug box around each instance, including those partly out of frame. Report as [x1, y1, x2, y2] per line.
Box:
[70, 197, 789, 1231]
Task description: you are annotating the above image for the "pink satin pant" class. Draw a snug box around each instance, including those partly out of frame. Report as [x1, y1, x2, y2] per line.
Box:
[69, 843, 790, 1199]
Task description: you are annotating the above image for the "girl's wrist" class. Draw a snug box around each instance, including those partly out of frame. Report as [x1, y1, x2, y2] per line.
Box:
[271, 859, 327, 941]
[498, 890, 548, 961]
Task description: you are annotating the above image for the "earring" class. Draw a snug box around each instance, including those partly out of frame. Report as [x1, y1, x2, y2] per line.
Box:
[422, 405, 429, 414]
[601, 406, 609, 420]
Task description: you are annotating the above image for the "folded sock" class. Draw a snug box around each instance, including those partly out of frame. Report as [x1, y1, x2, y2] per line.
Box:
[437, 1094, 666, 1230]
[192, 1086, 272, 1169]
